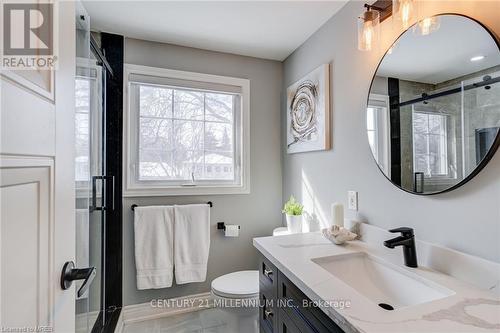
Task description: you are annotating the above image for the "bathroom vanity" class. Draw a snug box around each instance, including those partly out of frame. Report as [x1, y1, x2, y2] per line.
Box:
[259, 255, 344, 333]
[254, 230, 500, 333]
[255, 12, 500, 333]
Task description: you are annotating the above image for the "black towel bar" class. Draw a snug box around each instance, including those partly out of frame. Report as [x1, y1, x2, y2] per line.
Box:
[131, 201, 213, 211]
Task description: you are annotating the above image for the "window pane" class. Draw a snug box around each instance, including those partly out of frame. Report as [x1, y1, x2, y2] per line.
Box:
[205, 122, 233, 152]
[429, 114, 445, 135]
[367, 130, 377, 159]
[429, 154, 443, 175]
[135, 83, 239, 184]
[75, 79, 90, 182]
[205, 93, 233, 123]
[140, 118, 172, 151]
[414, 155, 429, 174]
[413, 133, 427, 155]
[75, 79, 90, 111]
[413, 113, 428, 134]
[412, 111, 449, 178]
[173, 120, 204, 151]
[173, 90, 204, 120]
[429, 134, 443, 156]
[75, 112, 89, 182]
[172, 150, 204, 180]
[366, 107, 375, 131]
[139, 150, 173, 180]
[429, 134, 446, 175]
[204, 152, 234, 180]
[140, 85, 172, 118]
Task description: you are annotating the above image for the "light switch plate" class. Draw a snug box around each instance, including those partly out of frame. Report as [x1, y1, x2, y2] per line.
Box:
[348, 191, 358, 211]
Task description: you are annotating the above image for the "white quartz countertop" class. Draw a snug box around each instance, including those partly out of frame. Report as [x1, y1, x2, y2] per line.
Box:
[253, 232, 500, 333]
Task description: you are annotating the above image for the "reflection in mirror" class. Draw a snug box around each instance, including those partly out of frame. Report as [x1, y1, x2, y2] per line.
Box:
[367, 14, 500, 194]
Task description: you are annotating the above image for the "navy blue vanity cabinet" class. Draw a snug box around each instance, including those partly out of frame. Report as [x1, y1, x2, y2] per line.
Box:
[258, 256, 345, 333]
[278, 271, 344, 333]
[259, 256, 278, 333]
[278, 308, 302, 333]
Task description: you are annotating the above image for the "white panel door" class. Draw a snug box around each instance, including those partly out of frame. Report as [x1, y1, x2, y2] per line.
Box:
[0, 1, 76, 332]
[0, 158, 53, 329]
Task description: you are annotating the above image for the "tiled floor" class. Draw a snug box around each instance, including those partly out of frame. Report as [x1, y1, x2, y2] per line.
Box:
[122, 308, 258, 333]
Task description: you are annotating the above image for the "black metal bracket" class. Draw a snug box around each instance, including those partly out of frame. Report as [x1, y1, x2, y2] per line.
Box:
[90, 34, 114, 77]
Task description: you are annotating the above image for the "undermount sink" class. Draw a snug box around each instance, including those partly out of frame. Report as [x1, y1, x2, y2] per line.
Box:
[311, 252, 454, 310]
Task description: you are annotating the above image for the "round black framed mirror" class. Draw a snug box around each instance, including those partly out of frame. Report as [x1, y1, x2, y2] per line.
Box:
[367, 14, 500, 195]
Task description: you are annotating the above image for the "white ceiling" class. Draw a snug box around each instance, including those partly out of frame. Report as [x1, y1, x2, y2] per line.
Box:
[377, 15, 500, 84]
[82, 1, 349, 61]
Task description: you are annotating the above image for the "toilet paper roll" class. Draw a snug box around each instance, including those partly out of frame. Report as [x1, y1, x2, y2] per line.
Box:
[225, 224, 239, 237]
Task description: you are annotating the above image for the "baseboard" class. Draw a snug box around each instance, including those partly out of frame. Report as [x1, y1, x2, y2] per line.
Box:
[114, 310, 124, 333]
[115, 292, 213, 332]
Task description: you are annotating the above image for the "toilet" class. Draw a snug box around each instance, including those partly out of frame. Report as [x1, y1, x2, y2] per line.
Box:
[211, 270, 259, 332]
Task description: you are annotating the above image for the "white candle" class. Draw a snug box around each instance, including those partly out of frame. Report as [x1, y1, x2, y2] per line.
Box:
[331, 202, 344, 227]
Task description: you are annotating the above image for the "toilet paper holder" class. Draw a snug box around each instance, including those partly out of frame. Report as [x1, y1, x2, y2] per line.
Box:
[217, 222, 240, 231]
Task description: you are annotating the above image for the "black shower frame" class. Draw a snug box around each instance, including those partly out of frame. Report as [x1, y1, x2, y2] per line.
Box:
[89, 32, 124, 333]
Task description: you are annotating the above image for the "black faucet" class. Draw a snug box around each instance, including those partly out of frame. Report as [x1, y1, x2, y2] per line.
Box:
[384, 227, 418, 268]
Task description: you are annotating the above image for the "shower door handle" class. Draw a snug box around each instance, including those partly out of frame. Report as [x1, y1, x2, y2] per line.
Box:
[60, 261, 97, 298]
[90, 175, 115, 211]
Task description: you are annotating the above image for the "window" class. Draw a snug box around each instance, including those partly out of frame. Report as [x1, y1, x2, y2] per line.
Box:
[75, 77, 91, 183]
[125, 64, 250, 196]
[412, 111, 448, 177]
[75, 60, 102, 196]
[366, 106, 380, 160]
[367, 94, 391, 175]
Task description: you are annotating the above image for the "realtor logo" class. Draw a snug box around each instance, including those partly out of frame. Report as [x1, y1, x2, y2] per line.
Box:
[2, 2, 56, 69]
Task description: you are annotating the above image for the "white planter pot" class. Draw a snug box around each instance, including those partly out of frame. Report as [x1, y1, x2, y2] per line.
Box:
[285, 214, 302, 234]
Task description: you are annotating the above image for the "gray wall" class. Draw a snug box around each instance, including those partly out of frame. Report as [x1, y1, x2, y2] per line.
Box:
[282, 1, 500, 263]
[123, 38, 283, 306]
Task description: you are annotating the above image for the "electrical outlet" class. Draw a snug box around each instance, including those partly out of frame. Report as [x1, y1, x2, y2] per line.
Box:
[348, 191, 358, 211]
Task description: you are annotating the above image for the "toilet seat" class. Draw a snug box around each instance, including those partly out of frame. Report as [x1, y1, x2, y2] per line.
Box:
[211, 270, 259, 299]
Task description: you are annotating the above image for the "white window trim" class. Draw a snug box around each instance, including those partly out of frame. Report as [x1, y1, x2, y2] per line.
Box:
[411, 109, 452, 180]
[368, 93, 391, 177]
[123, 64, 250, 197]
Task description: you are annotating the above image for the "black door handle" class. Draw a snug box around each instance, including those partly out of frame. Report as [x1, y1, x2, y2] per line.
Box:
[90, 175, 115, 212]
[61, 261, 97, 298]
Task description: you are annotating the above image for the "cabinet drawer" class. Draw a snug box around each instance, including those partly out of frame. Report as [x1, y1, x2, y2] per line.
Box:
[259, 256, 277, 293]
[259, 284, 277, 333]
[278, 271, 343, 333]
[278, 309, 301, 333]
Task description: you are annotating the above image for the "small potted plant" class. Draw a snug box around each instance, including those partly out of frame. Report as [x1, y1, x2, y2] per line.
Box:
[282, 196, 304, 234]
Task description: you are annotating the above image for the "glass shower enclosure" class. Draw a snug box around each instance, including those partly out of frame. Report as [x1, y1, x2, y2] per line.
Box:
[398, 69, 500, 193]
[75, 4, 106, 332]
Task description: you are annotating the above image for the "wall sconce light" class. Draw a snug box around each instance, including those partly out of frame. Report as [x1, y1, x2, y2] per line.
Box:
[392, 0, 415, 29]
[414, 16, 441, 36]
[358, 5, 380, 51]
[357, 1, 441, 52]
[357, 1, 392, 52]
